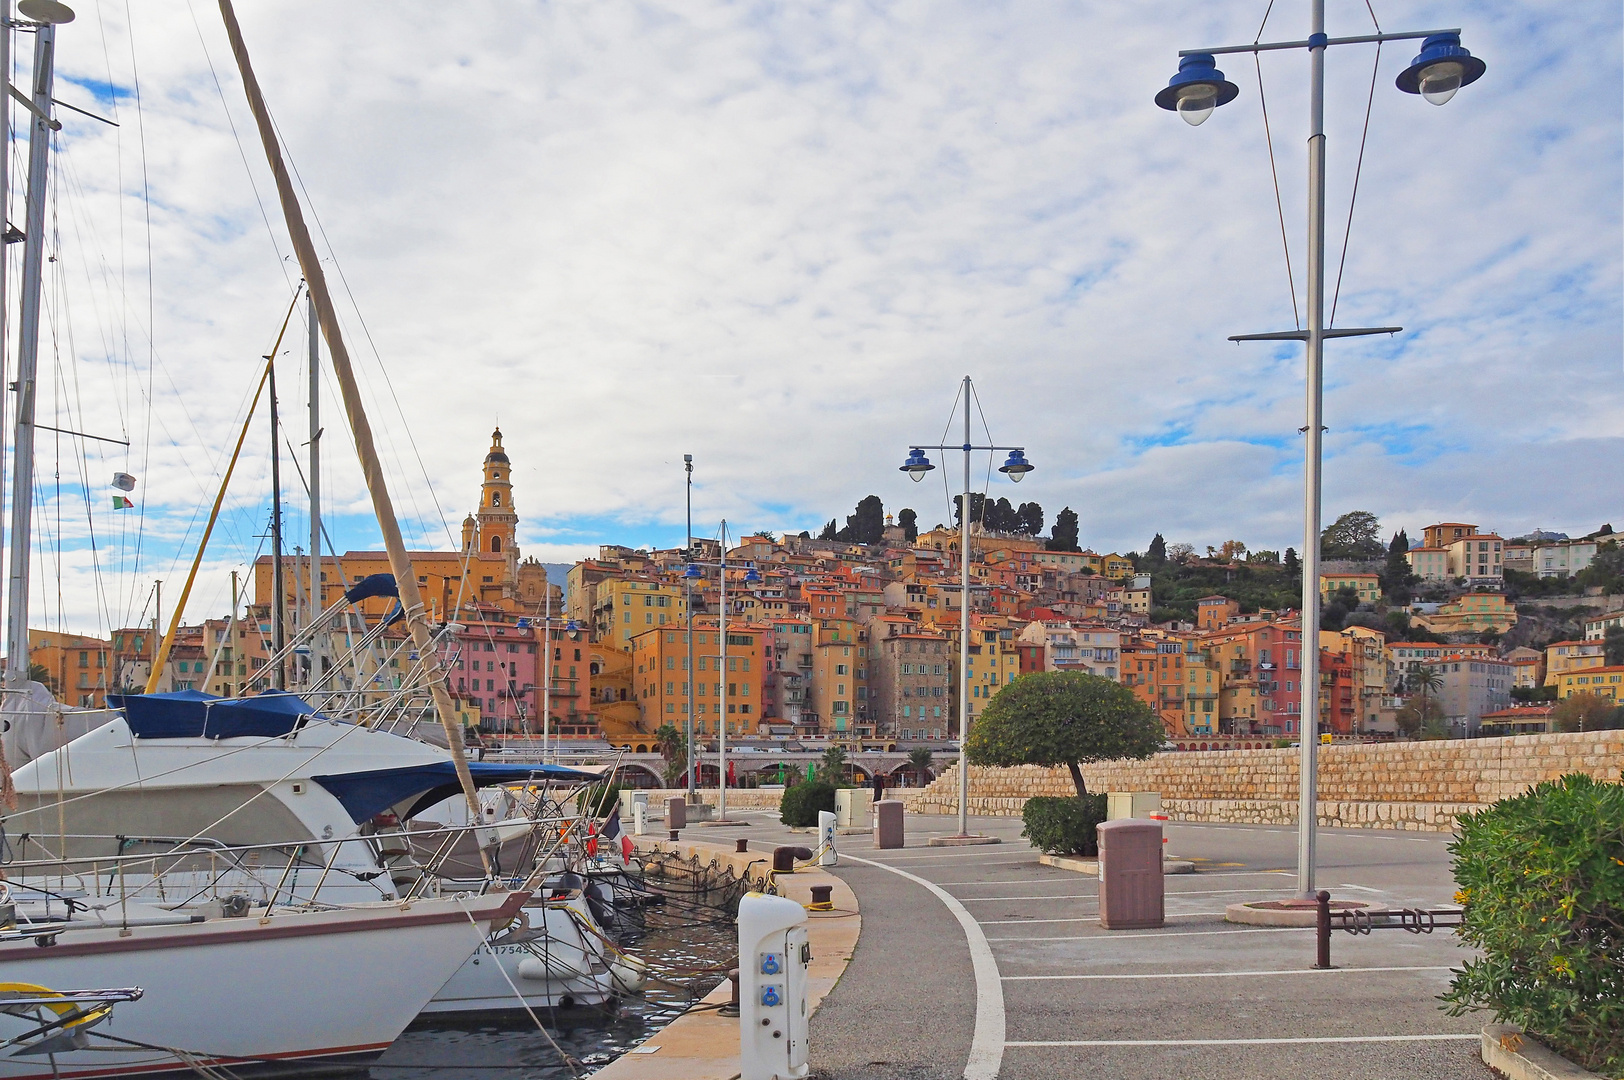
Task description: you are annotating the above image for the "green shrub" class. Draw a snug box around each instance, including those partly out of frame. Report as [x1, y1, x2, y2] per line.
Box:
[1442, 773, 1624, 1076]
[579, 783, 621, 817]
[780, 781, 836, 827]
[1021, 794, 1108, 856]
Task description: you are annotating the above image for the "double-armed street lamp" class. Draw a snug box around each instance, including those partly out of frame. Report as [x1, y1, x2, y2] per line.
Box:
[1156, 4, 1485, 898]
[901, 375, 1033, 839]
[685, 527, 762, 823]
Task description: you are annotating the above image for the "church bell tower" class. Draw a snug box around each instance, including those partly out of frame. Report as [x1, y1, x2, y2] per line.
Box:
[477, 428, 519, 586]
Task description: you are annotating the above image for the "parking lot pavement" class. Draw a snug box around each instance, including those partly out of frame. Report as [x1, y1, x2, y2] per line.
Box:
[731, 809, 1490, 1080]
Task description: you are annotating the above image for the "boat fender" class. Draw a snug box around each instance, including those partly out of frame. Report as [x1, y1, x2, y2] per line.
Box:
[609, 956, 647, 995]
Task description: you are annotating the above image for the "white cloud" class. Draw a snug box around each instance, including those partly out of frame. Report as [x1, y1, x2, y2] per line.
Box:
[11, 0, 1618, 631]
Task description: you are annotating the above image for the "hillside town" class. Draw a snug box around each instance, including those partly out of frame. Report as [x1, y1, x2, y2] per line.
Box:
[24, 430, 1622, 754]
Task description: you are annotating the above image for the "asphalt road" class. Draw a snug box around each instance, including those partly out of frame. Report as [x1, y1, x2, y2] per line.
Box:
[732, 810, 1490, 1080]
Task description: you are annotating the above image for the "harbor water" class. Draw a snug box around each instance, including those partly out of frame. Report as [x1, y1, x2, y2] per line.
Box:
[374, 904, 738, 1079]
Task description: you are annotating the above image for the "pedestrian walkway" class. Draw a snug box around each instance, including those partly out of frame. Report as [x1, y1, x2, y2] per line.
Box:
[735, 809, 1489, 1080]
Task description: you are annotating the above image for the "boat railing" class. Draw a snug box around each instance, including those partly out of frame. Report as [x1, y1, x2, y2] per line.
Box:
[0, 813, 584, 919]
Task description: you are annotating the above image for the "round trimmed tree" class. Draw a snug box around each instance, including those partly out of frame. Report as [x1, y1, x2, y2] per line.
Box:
[965, 671, 1163, 796]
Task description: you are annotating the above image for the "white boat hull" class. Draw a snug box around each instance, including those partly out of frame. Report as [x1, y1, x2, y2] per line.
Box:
[0, 892, 527, 1080]
[422, 898, 618, 1014]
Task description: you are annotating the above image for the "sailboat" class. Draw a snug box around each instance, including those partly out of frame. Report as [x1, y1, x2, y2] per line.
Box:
[0, 0, 646, 1048]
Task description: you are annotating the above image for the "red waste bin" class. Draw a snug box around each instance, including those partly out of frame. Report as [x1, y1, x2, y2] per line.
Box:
[1097, 818, 1163, 929]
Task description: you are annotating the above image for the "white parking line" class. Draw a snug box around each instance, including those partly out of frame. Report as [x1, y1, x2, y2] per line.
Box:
[1006, 1033, 1478, 1047]
[1004, 966, 1453, 981]
[959, 888, 1292, 902]
[987, 925, 1315, 942]
[978, 911, 1230, 925]
[840, 852, 1005, 1080]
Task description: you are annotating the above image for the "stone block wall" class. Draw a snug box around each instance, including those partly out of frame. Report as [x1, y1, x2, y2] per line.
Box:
[890, 731, 1624, 832]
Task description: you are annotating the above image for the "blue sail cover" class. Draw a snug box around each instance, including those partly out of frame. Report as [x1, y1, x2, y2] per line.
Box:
[311, 761, 601, 823]
[112, 689, 331, 740]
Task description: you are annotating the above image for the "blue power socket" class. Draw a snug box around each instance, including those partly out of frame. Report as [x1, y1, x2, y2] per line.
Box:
[760, 953, 782, 975]
[760, 986, 782, 1007]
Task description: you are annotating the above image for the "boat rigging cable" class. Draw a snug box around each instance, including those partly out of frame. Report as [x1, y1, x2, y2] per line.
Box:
[216, 0, 487, 867]
[145, 285, 303, 693]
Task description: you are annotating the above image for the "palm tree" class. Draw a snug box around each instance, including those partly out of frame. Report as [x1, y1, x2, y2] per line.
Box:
[820, 744, 848, 786]
[1407, 665, 1443, 706]
[907, 747, 935, 786]
[655, 723, 687, 788]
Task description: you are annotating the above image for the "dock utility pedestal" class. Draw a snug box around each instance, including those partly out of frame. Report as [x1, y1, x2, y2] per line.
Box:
[738, 892, 811, 1080]
[1098, 818, 1164, 929]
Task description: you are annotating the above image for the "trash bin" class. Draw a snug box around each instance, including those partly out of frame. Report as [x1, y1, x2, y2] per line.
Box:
[873, 800, 904, 849]
[1097, 818, 1163, 929]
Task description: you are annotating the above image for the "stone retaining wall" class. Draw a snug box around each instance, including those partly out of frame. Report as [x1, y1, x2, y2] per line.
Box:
[889, 730, 1624, 831]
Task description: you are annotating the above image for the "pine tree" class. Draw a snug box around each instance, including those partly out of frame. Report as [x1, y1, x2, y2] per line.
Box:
[819, 519, 838, 541]
[897, 508, 919, 542]
[1147, 533, 1167, 564]
[1283, 547, 1301, 575]
[1046, 508, 1081, 552]
[846, 495, 886, 545]
[1016, 502, 1044, 536]
[1382, 530, 1417, 605]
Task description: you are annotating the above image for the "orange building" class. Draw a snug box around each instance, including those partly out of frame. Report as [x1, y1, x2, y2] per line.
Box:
[1197, 595, 1240, 631]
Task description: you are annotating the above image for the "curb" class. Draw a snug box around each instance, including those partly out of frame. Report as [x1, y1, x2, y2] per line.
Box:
[1481, 1024, 1605, 1080]
[1223, 900, 1372, 927]
[927, 834, 1002, 847]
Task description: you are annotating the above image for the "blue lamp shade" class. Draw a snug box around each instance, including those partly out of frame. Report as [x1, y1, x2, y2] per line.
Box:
[900, 448, 935, 482]
[684, 563, 703, 579]
[744, 568, 762, 583]
[1155, 54, 1239, 126]
[1395, 34, 1485, 105]
[998, 449, 1034, 483]
[565, 619, 580, 632]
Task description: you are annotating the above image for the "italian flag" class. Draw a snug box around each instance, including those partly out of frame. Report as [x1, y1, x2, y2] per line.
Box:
[112, 495, 134, 510]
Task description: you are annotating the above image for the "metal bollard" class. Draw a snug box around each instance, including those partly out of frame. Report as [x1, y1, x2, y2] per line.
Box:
[772, 846, 812, 874]
[1314, 890, 1333, 969]
[736, 838, 750, 853]
[808, 884, 833, 911]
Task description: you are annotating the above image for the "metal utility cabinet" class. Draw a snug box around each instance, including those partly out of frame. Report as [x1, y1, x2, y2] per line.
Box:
[1097, 818, 1164, 929]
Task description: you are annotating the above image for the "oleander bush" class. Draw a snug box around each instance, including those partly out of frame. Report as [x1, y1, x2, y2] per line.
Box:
[1021, 794, 1109, 856]
[1442, 772, 1624, 1076]
[779, 781, 837, 827]
[579, 783, 622, 817]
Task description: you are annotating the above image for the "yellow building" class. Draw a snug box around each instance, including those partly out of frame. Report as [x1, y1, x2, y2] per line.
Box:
[628, 618, 764, 743]
[1319, 573, 1381, 604]
[594, 578, 690, 652]
[1544, 640, 1607, 687]
[24, 630, 112, 707]
[1555, 666, 1623, 700]
[1410, 593, 1518, 636]
[254, 429, 554, 624]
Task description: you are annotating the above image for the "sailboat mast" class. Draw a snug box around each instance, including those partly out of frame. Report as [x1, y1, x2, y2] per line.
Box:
[3, 21, 59, 684]
[308, 292, 321, 689]
[0, 1, 12, 612]
[218, 0, 487, 843]
[269, 357, 286, 690]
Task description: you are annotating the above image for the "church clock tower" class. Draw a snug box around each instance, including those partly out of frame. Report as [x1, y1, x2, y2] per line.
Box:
[477, 428, 519, 587]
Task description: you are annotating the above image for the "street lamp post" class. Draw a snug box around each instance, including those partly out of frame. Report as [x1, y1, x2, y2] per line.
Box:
[686, 535, 761, 824]
[1157, 4, 1485, 898]
[901, 375, 1033, 838]
[684, 454, 696, 799]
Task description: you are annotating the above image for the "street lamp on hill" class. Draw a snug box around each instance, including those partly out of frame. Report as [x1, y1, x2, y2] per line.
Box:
[686, 526, 761, 823]
[902, 375, 1033, 839]
[1156, 2, 1485, 898]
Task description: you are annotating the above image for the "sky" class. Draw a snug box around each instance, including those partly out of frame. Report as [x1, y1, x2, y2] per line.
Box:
[9, 0, 1621, 635]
